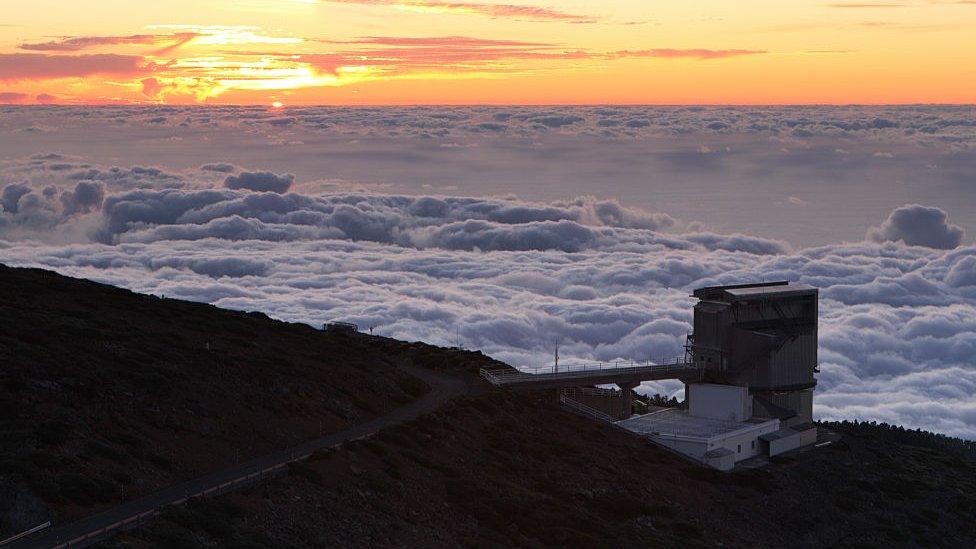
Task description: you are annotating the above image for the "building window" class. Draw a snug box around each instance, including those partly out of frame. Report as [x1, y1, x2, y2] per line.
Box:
[737, 444, 741, 453]
[751, 440, 755, 449]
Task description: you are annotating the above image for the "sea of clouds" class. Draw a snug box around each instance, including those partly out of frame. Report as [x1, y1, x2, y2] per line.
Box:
[1, 106, 974, 438]
[3, 104, 975, 247]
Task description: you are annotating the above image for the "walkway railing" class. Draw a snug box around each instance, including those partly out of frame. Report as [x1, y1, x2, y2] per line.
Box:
[480, 356, 694, 387]
[12, 364, 462, 549]
[44, 461, 293, 549]
[0, 522, 51, 547]
[560, 387, 622, 398]
[532, 355, 689, 375]
[558, 391, 614, 423]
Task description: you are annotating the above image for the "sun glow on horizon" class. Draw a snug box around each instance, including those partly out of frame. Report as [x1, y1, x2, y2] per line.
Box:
[0, 0, 974, 105]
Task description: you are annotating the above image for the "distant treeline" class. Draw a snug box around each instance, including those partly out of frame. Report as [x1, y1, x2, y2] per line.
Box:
[821, 419, 976, 460]
[644, 393, 681, 408]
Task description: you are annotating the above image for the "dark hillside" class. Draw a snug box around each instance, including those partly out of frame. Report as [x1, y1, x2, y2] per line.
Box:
[821, 420, 976, 460]
[2, 264, 974, 548]
[110, 387, 976, 548]
[0, 264, 496, 536]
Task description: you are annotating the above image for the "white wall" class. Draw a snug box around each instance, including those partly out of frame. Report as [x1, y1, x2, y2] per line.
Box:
[798, 426, 818, 446]
[706, 452, 734, 471]
[650, 436, 708, 462]
[650, 419, 780, 468]
[688, 383, 751, 421]
[769, 431, 802, 456]
[715, 421, 779, 462]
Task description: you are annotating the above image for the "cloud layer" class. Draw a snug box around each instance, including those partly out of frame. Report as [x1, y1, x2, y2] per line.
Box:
[2, 221, 975, 439]
[0, 106, 974, 439]
[2, 104, 972, 248]
[1, 179, 975, 440]
[4, 103, 972, 143]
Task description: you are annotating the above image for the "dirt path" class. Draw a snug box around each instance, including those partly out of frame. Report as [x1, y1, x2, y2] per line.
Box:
[10, 364, 467, 549]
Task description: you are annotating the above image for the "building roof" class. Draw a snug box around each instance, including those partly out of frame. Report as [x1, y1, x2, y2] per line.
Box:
[724, 283, 817, 299]
[695, 301, 729, 312]
[616, 408, 777, 441]
[692, 281, 785, 299]
[759, 428, 801, 442]
[692, 281, 817, 302]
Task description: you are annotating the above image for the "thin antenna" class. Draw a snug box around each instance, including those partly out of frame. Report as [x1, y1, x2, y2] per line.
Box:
[554, 340, 559, 373]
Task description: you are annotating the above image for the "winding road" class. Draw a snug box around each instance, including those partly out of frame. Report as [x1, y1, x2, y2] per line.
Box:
[10, 364, 467, 549]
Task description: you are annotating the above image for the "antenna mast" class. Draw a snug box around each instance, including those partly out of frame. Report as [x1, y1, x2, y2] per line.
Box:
[554, 341, 559, 373]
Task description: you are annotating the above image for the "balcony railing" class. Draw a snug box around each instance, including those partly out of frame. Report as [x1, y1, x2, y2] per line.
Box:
[480, 356, 696, 386]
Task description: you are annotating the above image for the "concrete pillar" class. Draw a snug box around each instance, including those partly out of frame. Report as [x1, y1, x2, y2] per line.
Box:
[617, 381, 639, 419]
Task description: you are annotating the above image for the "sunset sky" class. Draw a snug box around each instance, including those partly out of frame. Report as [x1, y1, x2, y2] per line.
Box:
[1, 0, 975, 105]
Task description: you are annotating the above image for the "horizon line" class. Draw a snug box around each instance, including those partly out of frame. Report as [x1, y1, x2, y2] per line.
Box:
[2, 102, 975, 107]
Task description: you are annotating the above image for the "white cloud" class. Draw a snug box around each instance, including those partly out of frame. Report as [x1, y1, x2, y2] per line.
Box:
[1, 183, 32, 213]
[224, 170, 295, 193]
[60, 180, 105, 215]
[2, 105, 974, 248]
[0, 184, 974, 438]
[0, 106, 975, 439]
[867, 204, 965, 249]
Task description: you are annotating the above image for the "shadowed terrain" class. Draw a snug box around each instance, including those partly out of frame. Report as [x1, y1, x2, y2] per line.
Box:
[0, 265, 973, 548]
[104, 387, 976, 549]
[0, 264, 504, 536]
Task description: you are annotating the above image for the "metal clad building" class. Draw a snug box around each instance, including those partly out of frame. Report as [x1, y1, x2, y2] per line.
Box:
[688, 281, 818, 426]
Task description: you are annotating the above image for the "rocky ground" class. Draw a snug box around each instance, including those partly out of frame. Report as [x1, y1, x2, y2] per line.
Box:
[110, 371, 976, 548]
[1, 264, 973, 548]
[0, 264, 487, 536]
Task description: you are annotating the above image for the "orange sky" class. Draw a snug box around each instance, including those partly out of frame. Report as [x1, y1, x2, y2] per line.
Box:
[1, 0, 974, 105]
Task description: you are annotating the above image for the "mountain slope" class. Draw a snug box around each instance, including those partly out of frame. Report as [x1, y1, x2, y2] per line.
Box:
[111, 388, 976, 548]
[0, 264, 499, 536]
[1, 264, 974, 548]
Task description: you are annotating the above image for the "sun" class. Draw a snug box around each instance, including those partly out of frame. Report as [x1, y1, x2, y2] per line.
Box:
[271, 101, 284, 109]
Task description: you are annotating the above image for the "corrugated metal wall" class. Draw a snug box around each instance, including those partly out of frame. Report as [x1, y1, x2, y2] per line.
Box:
[690, 287, 818, 423]
[692, 303, 725, 351]
[730, 301, 773, 323]
[761, 332, 817, 388]
[692, 303, 727, 369]
[753, 389, 814, 424]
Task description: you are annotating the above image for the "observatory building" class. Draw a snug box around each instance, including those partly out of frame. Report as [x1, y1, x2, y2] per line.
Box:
[618, 281, 819, 469]
[481, 280, 820, 470]
[688, 281, 818, 427]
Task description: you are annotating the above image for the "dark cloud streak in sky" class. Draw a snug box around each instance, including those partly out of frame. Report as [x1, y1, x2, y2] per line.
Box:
[0, 53, 147, 81]
[19, 33, 198, 52]
[321, 0, 598, 23]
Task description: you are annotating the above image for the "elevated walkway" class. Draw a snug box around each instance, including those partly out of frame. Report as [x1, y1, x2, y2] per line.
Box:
[480, 357, 700, 390]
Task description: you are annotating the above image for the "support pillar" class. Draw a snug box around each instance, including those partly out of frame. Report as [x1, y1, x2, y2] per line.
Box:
[617, 381, 639, 419]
